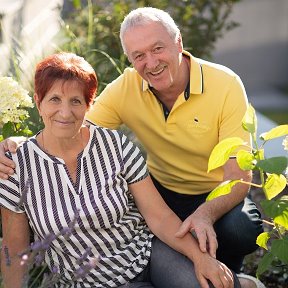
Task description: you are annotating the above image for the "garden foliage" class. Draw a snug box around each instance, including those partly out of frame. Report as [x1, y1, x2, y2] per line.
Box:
[207, 104, 288, 277]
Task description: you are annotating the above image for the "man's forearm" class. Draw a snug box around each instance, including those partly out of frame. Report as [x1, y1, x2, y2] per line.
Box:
[195, 181, 250, 224]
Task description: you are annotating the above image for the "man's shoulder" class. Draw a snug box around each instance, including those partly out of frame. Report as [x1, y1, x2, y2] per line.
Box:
[113, 66, 140, 82]
[113, 67, 142, 85]
[100, 66, 144, 98]
[197, 57, 238, 79]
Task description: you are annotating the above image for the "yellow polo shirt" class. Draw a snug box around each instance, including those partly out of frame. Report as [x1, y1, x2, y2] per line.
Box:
[86, 51, 250, 195]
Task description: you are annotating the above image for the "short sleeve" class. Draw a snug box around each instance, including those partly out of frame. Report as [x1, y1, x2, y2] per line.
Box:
[0, 154, 24, 213]
[121, 134, 148, 184]
[219, 74, 251, 152]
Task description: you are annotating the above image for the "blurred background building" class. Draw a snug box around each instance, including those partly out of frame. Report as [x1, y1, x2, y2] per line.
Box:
[213, 0, 288, 112]
[212, 0, 288, 156]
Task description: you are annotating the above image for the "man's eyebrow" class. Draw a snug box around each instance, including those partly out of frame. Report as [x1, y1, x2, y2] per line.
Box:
[131, 51, 142, 58]
[131, 41, 165, 58]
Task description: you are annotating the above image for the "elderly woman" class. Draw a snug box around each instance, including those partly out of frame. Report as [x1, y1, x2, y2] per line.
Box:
[0, 52, 236, 288]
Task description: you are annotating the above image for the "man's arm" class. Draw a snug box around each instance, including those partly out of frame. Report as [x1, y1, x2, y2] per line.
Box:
[176, 158, 252, 257]
[0, 137, 27, 179]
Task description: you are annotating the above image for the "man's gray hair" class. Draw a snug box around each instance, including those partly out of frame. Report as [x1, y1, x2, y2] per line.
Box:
[120, 7, 180, 55]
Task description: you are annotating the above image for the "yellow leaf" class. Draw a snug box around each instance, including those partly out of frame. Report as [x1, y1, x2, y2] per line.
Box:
[260, 125, 288, 141]
[264, 174, 287, 200]
[256, 232, 270, 250]
[208, 137, 246, 172]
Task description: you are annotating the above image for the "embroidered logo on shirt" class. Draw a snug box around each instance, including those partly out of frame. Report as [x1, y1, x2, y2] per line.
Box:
[186, 118, 210, 132]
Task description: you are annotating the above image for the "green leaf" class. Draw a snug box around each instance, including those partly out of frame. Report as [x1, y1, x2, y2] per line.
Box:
[72, 0, 81, 9]
[21, 127, 33, 137]
[256, 252, 274, 277]
[256, 232, 270, 250]
[242, 104, 257, 134]
[261, 196, 288, 218]
[2, 122, 15, 139]
[208, 137, 247, 172]
[263, 174, 287, 200]
[256, 157, 288, 174]
[0, 135, 3, 141]
[253, 149, 265, 161]
[206, 180, 240, 201]
[236, 150, 256, 170]
[274, 209, 288, 230]
[260, 124, 288, 141]
[271, 237, 288, 264]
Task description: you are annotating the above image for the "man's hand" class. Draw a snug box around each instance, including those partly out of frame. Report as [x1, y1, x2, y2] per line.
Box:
[175, 211, 218, 258]
[194, 253, 234, 288]
[0, 137, 22, 179]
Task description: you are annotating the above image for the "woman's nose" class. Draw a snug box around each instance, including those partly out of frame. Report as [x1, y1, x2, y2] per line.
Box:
[58, 103, 72, 117]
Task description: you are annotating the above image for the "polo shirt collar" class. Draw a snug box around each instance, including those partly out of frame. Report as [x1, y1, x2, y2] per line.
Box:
[141, 50, 204, 96]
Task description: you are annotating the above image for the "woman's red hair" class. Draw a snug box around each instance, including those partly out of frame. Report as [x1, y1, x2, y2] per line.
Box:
[34, 52, 97, 106]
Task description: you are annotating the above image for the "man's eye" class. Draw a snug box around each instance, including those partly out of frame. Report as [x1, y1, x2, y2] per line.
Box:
[154, 47, 163, 53]
[135, 54, 144, 61]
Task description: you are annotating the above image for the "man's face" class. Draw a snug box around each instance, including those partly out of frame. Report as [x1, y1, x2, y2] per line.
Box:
[123, 22, 183, 93]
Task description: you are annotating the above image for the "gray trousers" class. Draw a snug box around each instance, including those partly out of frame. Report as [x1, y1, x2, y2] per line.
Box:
[119, 237, 241, 288]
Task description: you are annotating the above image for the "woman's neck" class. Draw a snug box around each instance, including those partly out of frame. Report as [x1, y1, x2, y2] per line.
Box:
[38, 126, 88, 159]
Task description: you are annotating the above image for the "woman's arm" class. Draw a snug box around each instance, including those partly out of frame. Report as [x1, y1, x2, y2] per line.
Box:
[129, 176, 234, 288]
[1, 207, 30, 288]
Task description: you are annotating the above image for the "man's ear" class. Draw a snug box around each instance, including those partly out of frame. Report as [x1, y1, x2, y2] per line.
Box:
[177, 33, 184, 52]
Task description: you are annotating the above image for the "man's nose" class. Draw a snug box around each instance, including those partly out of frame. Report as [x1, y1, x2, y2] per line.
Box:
[145, 53, 159, 70]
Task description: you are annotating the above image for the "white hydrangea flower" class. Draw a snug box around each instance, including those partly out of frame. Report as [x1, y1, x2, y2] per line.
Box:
[283, 136, 288, 151]
[0, 77, 34, 127]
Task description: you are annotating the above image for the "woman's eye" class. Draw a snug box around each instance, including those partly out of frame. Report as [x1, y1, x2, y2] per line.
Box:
[72, 99, 82, 105]
[50, 97, 60, 102]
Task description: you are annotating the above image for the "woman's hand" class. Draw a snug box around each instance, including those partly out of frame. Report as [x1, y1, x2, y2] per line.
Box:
[194, 252, 234, 288]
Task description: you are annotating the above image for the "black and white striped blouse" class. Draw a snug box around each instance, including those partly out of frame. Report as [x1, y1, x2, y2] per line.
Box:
[0, 125, 153, 287]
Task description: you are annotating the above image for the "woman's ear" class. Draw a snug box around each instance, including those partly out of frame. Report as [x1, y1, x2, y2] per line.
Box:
[34, 94, 41, 115]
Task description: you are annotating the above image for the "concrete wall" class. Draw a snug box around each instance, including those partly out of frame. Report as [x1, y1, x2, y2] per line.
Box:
[212, 0, 288, 94]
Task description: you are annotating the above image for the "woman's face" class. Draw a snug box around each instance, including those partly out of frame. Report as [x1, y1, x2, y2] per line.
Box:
[35, 79, 89, 140]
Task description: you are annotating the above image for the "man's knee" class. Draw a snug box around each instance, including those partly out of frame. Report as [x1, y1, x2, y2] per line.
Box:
[215, 198, 263, 252]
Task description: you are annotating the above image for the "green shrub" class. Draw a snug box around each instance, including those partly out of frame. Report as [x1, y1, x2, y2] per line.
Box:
[207, 104, 288, 277]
